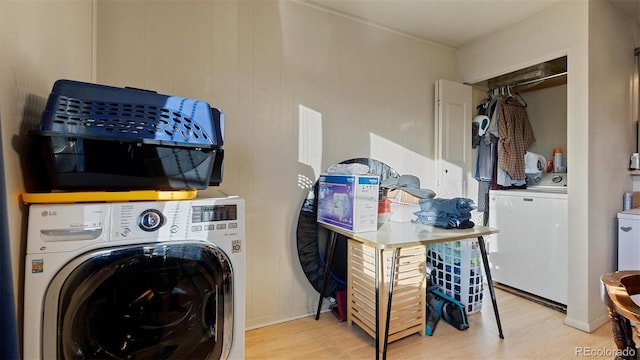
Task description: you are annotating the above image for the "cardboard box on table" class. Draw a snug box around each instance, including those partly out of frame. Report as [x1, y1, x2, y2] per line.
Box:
[317, 174, 379, 232]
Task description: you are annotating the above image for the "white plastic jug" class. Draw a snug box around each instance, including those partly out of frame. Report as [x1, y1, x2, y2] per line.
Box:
[553, 148, 563, 173]
[524, 151, 546, 174]
[630, 153, 640, 170]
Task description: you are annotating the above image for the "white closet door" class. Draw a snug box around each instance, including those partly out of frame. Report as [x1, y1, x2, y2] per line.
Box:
[434, 79, 472, 198]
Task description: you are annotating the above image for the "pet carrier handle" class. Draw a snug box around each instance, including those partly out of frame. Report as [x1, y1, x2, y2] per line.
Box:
[210, 107, 224, 146]
[209, 149, 224, 186]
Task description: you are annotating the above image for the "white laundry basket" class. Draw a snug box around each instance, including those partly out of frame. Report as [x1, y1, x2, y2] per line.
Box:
[427, 239, 484, 314]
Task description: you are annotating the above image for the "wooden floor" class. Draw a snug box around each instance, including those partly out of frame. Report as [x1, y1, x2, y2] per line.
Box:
[246, 287, 620, 359]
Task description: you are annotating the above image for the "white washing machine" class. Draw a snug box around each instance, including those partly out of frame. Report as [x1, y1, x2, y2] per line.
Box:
[488, 173, 568, 306]
[23, 197, 245, 360]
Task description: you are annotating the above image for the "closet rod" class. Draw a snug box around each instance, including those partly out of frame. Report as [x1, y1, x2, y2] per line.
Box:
[490, 71, 567, 91]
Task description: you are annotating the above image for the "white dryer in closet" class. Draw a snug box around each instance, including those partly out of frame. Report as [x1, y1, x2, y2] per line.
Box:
[488, 174, 568, 306]
[23, 197, 245, 360]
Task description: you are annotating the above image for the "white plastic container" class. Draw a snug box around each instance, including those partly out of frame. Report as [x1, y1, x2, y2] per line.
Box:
[630, 153, 640, 170]
[624, 192, 634, 211]
[553, 148, 563, 173]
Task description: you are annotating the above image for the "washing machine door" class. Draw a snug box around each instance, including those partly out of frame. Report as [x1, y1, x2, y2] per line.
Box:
[42, 242, 233, 360]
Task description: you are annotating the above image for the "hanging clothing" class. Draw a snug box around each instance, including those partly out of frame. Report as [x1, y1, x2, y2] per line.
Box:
[474, 98, 498, 182]
[497, 97, 535, 181]
[474, 96, 498, 209]
[486, 98, 500, 139]
[475, 138, 494, 182]
[473, 89, 534, 216]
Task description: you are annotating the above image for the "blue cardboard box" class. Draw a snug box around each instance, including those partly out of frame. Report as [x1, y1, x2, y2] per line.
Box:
[317, 174, 380, 232]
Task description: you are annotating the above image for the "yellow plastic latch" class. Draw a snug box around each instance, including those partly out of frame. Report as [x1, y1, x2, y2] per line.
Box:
[21, 190, 198, 204]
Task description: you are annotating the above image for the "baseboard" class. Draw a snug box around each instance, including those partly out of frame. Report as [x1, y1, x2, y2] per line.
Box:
[564, 313, 610, 333]
[245, 308, 332, 331]
[493, 283, 566, 313]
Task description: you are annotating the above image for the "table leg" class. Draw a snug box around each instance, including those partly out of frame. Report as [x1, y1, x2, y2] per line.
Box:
[382, 248, 400, 360]
[477, 235, 504, 339]
[315, 231, 337, 320]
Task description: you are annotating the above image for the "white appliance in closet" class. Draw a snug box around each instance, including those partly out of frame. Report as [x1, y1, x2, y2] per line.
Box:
[617, 208, 640, 270]
[488, 181, 568, 305]
[474, 58, 569, 307]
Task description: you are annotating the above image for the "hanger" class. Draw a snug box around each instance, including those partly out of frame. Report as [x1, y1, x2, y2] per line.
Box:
[511, 86, 528, 107]
[497, 85, 528, 107]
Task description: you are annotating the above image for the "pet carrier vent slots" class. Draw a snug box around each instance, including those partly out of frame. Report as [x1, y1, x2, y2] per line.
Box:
[30, 80, 224, 191]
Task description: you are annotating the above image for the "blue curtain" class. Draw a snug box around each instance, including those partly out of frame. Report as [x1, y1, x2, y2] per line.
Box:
[0, 120, 19, 358]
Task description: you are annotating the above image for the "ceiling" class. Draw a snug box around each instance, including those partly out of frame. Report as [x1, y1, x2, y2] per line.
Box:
[307, 0, 640, 48]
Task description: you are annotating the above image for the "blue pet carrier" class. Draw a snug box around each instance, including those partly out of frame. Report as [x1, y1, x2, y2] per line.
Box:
[30, 79, 224, 191]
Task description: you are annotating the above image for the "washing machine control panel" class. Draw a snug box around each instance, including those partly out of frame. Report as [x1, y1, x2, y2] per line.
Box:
[111, 199, 245, 243]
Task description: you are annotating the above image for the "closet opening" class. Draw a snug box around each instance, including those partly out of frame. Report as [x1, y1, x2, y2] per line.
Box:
[470, 56, 568, 313]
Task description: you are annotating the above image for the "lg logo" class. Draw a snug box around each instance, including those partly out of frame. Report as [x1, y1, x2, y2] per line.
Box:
[41, 211, 57, 217]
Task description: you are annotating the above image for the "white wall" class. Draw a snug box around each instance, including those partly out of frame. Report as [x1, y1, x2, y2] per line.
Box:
[97, 0, 459, 328]
[525, 84, 568, 166]
[588, 0, 638, 322]
[0, 0, 95, 346]
[459, 0, 637, 332]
